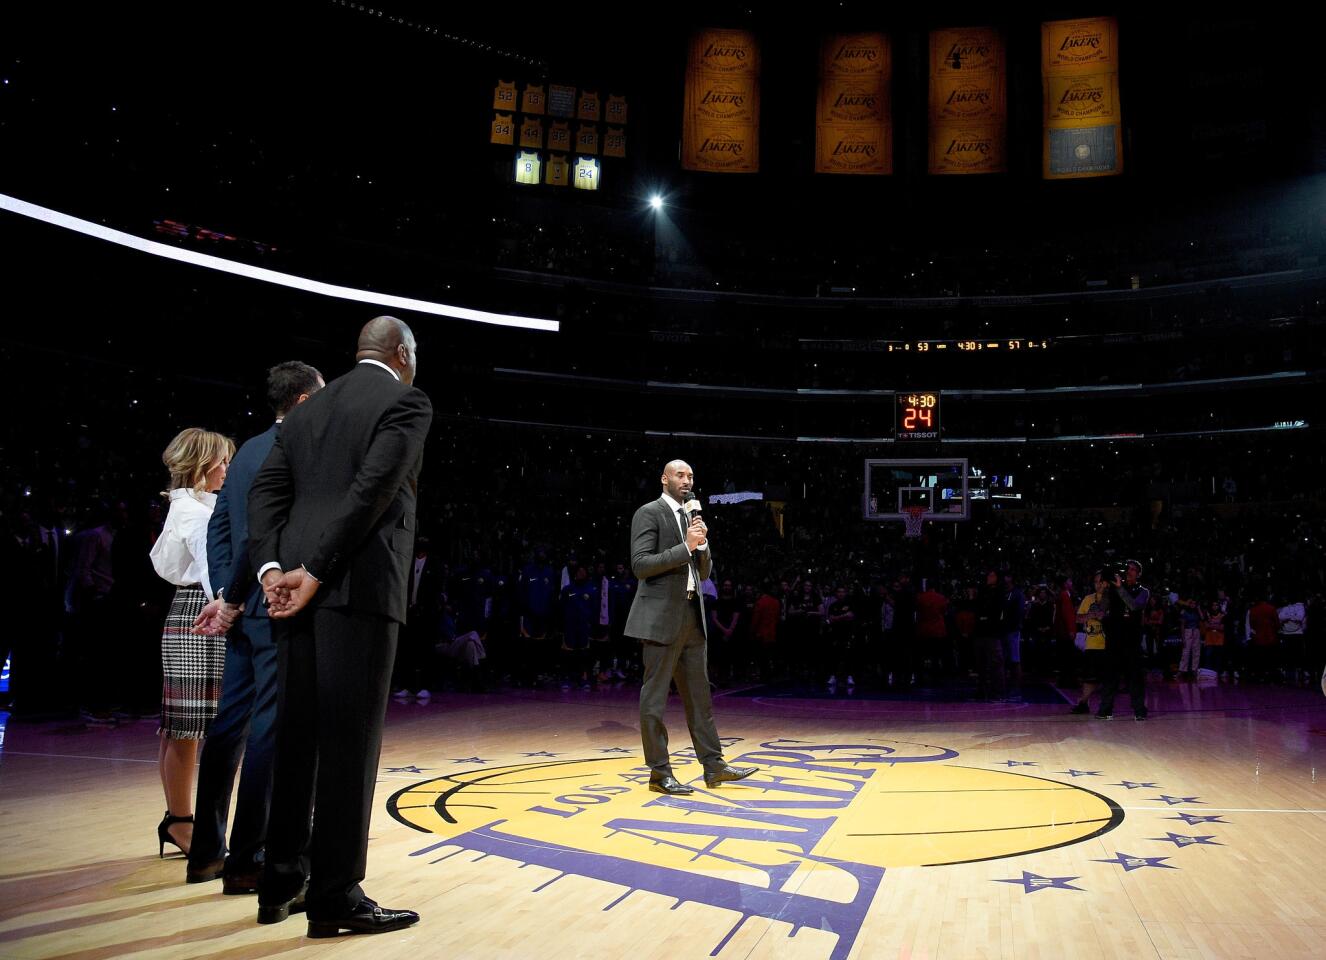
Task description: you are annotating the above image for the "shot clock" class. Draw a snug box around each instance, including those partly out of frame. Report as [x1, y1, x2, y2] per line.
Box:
[896, 392, 940, 440]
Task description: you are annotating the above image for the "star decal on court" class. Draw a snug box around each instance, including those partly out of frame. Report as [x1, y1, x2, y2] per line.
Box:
[520, 751, 562, 758]
[997, 760, 1037, 767]
[993, 871, 1084, 894]
[598, 747, 634, 754]
[1092, 852, 1178, 872]
[450, 757, 493, 764]
[1147, 832, 1222, 847]
[1110, 781, 1159, 789]
[1057, 769, 1103, 777]
[1167, 813, 1227, 826]
[384, 765, 430, 774]
[1150, 795, 1204, 806]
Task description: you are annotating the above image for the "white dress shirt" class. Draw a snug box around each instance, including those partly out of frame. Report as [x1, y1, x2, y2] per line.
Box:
[150, 488, 217, 600]
[660, 492, 707, 594]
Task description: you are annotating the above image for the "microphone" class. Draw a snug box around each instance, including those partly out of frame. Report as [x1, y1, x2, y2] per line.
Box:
[681, 494, 704, 526]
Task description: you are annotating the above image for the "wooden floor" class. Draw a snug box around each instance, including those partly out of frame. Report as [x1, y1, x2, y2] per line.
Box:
[3, 678, 1326, 960]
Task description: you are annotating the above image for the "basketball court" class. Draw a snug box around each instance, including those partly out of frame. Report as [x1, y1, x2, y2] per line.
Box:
[3, 679, 1326, 960]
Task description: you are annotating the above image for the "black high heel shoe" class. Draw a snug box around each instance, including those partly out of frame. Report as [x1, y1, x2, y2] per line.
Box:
[158, 811, 194, 858]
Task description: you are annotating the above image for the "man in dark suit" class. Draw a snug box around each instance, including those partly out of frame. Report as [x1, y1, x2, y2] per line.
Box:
[248, 317, 431, 937]
[625, 460, 757, 796]
[188, 361, 323, 891]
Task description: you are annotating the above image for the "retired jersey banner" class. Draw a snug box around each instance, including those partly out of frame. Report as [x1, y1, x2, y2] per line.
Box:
[545, 153, 569, 187]
[1042, 17, 1122, 178]
[490, 113, 515, 146]
[521, 84, 546, 115]
[603, 127, 627, 158]
[493, 79, 517, 111]
[606, 94, 629, 124]
[514, 150, 541, 185]
[548, 121, 572, 152]
[816, 33, 891, 174]
[928, 28, 1006, 174]
[682, 29, 760, 173]
[519, 117, 544, 149]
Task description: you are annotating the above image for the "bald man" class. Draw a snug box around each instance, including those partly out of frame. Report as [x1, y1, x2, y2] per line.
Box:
[248, 316, 431, 936]
[624, 460, 757, 795]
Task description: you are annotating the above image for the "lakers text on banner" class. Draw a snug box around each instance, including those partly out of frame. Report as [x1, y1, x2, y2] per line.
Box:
[930, 123, 1006, 175]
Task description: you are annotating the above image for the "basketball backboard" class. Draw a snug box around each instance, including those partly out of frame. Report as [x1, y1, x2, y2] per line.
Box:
[863, 458, 970, 522]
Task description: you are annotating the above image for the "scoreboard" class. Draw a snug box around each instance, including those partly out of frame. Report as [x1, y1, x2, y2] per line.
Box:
[896, 392, 940, 440]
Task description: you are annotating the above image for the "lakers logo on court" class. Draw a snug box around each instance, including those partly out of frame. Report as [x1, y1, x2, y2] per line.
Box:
[388, 739, 1123, 958]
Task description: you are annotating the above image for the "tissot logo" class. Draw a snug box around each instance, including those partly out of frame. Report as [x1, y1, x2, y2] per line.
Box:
[390, 739, 1121, 960]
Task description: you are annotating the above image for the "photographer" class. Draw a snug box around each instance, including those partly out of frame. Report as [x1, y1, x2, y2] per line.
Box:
[1096, 560, 1150, 720]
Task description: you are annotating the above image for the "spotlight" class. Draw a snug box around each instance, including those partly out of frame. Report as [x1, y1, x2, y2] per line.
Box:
[649, 195, 663, 210]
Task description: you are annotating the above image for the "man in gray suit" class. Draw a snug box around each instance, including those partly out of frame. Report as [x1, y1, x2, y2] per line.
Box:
[626, 460, 757, 795]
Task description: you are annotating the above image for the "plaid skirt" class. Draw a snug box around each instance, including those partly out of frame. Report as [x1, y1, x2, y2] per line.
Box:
[159, 586, 223, 739]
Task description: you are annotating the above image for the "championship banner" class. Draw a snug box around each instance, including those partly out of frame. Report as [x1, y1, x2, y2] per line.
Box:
[490, 113, 514, 146]
[682, 29, 760, 173]
[577, 91, 601, 122]
[1042, 17, 1122, 179]
[521, 84, 546, 115]
[816, 32, 891, 174]
[493, 79, 517, 111]
[545, 153, 569, 187]
[519, 117, 544, 149]
[928, 28, 1006, 174]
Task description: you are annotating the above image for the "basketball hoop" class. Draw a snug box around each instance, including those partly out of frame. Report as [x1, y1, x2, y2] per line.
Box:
[903, 505, 927, 539]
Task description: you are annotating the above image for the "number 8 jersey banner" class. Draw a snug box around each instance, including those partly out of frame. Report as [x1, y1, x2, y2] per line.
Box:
[682, 29, 760, 173]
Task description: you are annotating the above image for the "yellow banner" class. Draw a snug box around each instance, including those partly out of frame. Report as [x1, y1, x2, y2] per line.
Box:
[821, 33, 889, 77]
[603, 127, 626, 158]
[521, 84, 545, 115]
[930, 70, 1005, 123]
[929, 28, 1005, 174]
[545, 154, 568, 187]
[930, 123, 1006, 175]
[606, 95, 629, 124]
[1042, 17, 1122, 179]
[816, 33, 891, 174]
[548, 121, 571, 152]
[490, 113, 514, 146]
[519, 117, 543, 149]
[689, 29, 760, 75]
[1043, 17, 1118, 73]
[1045, 72, 1119, 126]
[816, 125, 891, 175]
[575, 124, 599, 155]
[493, 80, 517, 111]
[577, 91, 601, 122]
[683, 29, 760, 173]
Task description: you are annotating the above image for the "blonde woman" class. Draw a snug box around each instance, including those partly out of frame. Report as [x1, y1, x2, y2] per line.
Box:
[149, 427, 234, 856]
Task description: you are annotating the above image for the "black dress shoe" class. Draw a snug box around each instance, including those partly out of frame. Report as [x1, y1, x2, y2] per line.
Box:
[307, 897, 420, 938]
[257, 883, 308, 924]
[704, 765, 758, 788]
[185, 857, 225, 884]
[222, 868, 261, 895]
[647, 775, 695, 795]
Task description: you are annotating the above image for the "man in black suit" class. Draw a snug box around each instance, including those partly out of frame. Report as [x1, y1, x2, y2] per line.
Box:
[625, 460, 757, 796]
[188, 361, 324, 891]
[248, 317, 431, 937]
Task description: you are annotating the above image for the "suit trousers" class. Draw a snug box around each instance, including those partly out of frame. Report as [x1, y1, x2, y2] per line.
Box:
[190, 615, 278, 872]
[637, 598, 723, 779]
[262, 607, 398, 918]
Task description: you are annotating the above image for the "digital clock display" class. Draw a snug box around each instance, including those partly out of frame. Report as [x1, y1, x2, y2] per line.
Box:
[896, 392, 941, 440]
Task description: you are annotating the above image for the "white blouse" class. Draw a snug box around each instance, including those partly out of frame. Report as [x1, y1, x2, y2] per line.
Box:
[150, 488, 217, 600]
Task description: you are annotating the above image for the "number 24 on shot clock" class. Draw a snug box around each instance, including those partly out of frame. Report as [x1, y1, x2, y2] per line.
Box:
[896, 392, 940, 440]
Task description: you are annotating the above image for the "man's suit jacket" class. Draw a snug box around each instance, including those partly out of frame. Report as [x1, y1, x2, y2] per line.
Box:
[624, 497, 713, 643]
[210, 423, 278, 619]
[248, 363, 433, 625]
